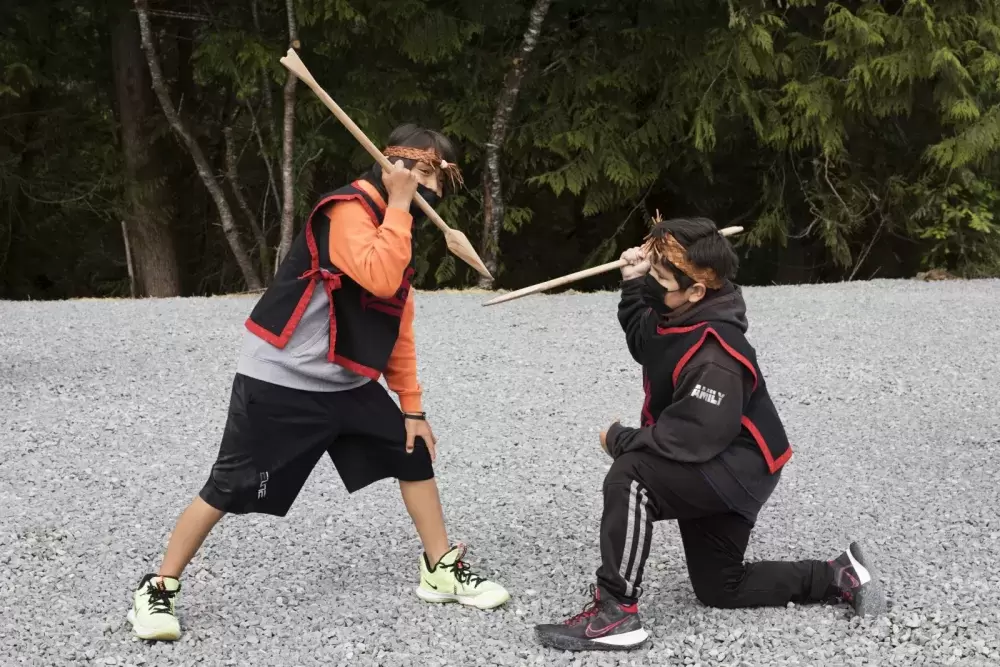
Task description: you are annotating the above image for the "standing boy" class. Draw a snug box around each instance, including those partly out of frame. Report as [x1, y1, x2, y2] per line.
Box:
[534, 216, 885, 652]
[127, 124, 510, 641]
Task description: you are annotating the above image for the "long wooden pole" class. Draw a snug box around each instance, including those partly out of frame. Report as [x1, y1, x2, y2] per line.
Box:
[278, 48, 492, 280]
[482, 226, 744, 306]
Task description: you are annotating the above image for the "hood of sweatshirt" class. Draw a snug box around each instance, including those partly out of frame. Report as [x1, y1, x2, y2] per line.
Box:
[656, 281, 750, 333]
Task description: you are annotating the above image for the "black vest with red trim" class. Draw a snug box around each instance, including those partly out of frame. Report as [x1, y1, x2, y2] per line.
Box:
[641, 320, 793, 474]
[244, 180, 414, 381]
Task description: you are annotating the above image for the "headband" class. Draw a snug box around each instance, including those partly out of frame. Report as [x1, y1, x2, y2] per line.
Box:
[641, 213, 726, 289]
[383, 145, 465, 191]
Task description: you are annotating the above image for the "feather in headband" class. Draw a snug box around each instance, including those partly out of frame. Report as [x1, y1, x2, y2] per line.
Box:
[640, 210, 732, 289]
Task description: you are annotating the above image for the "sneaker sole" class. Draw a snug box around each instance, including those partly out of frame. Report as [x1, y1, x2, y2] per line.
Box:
[847, 541, 886, 618]
[414, 585, 511, 609]
[535, 627, 649, 652]
[126, 609, 181, 641]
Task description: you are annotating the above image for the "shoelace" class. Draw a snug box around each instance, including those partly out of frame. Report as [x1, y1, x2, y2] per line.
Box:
[144, 582, 177, 615]
[564, 585, 600, 625]
[441, 558, 486, 588]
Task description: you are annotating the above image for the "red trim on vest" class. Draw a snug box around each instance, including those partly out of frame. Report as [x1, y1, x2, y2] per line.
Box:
[324, 190, 382, 225]
[641, 372, 654, 426]
[741, 415, 793, 473]
[656, 322, 709, 335]
[333, 353, 381, 380]
[668, 325, 759, 392]
[333, 191, 379, 227]
[244, 279, 319, 348]
[663, 322, 788, 472]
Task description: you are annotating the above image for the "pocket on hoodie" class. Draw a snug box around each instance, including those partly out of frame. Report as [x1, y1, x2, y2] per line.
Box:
[288, 323, 331, 360]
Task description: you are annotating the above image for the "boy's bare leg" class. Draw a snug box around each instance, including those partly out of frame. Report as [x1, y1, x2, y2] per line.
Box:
[399, 479, 449, 565]
[399, 479, 451, 565]
[159, 496, 225, 578]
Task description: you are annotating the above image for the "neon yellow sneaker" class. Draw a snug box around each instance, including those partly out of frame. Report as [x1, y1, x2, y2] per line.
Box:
[127, 574, 181, 640]
[416, 544, 510, 609]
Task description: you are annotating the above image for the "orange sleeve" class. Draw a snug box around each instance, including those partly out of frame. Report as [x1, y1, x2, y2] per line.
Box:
[327, 200, 413, 298]
[327, 198, 422, 411]
[383, 289, 422, 413]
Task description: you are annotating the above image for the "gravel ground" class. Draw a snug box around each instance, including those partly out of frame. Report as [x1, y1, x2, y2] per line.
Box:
[2, 279, 1000, 667]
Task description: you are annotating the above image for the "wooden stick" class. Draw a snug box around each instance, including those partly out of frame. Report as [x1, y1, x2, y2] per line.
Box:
[482, 226, 744, 306]
[278, 48, 492, 280]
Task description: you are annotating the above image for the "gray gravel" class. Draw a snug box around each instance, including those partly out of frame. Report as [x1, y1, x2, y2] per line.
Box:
[2, 279, 1000, 667]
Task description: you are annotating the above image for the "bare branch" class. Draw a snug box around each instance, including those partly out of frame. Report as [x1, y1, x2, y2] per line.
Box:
[823, 154, 853, 219]
[246, 101, 282, 223]
[224, 120, 271, 278]
[848, 214, 886, 281]
[296, 147, 324, 181]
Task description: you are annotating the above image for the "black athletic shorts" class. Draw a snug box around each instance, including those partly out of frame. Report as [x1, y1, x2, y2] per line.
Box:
[198, 373, 434, 516]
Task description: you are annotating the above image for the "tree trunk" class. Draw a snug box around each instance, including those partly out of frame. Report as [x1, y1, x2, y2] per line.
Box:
[110, 0, 182, 297]
[251, 0, 277, 140]
[274, 0, 300, 273]
[478, 0, 553, 289]
[134, 0, 262, 291]
[2, 117, 36, 299]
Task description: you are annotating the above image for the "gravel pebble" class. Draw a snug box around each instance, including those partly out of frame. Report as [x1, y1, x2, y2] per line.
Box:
[2, 280, 999, 666]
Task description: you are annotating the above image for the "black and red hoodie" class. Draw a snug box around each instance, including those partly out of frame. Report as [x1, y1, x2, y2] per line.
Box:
[606, 278, 792, 480]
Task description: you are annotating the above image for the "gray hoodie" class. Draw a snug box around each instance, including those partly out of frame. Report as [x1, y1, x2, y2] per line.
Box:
[236, 285, 371, 392]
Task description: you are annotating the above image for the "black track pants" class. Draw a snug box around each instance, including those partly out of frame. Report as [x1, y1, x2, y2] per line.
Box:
[596, 451, 835, 607]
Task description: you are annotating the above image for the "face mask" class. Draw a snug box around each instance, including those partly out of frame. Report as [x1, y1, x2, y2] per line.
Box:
[409, 183, 440, 221]
[643, 274, 673, 315]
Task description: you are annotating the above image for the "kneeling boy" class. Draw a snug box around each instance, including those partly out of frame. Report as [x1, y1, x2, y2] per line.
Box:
[534, 216, 885, 652]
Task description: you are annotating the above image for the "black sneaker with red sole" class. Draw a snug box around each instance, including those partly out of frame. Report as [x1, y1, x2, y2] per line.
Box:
[535, 585, 649, 652]
[829, 540, 886, 618]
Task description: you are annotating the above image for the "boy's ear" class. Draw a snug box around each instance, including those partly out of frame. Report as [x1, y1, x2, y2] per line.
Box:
[687, 283, 707, 303]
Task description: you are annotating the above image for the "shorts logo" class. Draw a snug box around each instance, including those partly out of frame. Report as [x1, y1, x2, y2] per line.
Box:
[690, 384, 725, 406]
[257, 471, 269, 499]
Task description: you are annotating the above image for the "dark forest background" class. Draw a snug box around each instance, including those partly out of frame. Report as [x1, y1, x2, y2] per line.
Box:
[3, 0, 1000, 300]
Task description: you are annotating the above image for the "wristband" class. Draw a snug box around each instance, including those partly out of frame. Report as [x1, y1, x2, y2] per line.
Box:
[403, 412, 426, 421]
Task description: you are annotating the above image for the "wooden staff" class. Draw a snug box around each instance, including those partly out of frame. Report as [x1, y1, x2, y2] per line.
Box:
[279, 48, 492, 280]
[482, 226, 744, 306]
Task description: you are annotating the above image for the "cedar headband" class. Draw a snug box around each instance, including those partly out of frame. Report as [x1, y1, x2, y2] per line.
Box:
[383, 145, 465, 191]
[641, 214, 727, 289]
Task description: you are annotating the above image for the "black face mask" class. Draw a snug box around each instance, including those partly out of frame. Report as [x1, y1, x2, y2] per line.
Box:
[643, 274, 673, 316]
[409, 184, 440, 221]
